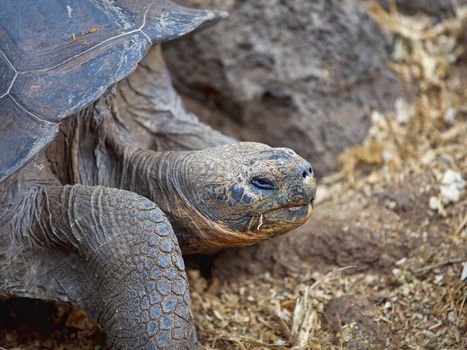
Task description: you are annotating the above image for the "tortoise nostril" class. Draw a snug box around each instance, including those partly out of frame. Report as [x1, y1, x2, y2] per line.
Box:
[302, 166, 314, 179]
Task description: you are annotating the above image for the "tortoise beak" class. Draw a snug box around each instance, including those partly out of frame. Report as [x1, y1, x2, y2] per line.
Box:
[304, 175, 317, 206]
[248, 203, 313, 235]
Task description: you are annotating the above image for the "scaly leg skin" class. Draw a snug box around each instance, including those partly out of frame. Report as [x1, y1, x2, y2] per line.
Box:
[1, 185, 195, 349]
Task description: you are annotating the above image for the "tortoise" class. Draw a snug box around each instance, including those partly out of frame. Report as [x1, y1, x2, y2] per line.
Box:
[0, 1, 317, 349]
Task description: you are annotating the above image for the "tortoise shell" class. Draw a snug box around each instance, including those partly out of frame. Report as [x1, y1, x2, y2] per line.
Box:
[0, 0, 221, 182]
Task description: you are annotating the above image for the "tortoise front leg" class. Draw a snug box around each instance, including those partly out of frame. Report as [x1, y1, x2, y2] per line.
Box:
[2, 185, 195, 349]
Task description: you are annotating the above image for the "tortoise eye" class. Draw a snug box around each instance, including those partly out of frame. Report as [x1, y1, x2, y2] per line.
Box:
[251, 177, 275, 190]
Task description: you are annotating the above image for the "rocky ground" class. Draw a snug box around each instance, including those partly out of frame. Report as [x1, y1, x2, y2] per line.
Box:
[0, 4, 466, 350]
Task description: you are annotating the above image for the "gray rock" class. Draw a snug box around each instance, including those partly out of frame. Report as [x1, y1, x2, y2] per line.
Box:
[164, 0, 405, 175]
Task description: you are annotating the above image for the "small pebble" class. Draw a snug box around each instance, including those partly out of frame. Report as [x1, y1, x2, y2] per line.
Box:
[443, 107, 456, 124]
[429, 196, 441, 210]
[447, 311, 457, 323]
[440, 169, 465, 204]
[422, 330, 436, 342]
[440, 185, 461, 203]
[395, 98, 415, 123]
[275, 339, 287, 346]
[385, 199, 397, 210]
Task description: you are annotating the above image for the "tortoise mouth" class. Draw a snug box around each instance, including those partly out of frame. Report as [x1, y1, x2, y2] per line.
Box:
[179, 202, 313, 254]
[246, 203, 313, 234]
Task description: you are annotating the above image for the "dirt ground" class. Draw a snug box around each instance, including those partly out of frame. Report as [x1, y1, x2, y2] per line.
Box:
[1, 4, 466, 350]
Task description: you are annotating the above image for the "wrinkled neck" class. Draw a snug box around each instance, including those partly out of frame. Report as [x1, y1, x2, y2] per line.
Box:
[116, 147, 238, 253]
[118, 146, 192, 213]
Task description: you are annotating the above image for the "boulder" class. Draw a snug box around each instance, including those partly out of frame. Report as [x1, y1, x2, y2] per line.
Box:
[164, 0, 405, 175]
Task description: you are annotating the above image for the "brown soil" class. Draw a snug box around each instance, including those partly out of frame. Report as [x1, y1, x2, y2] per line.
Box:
[1, 4, 466, 350]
